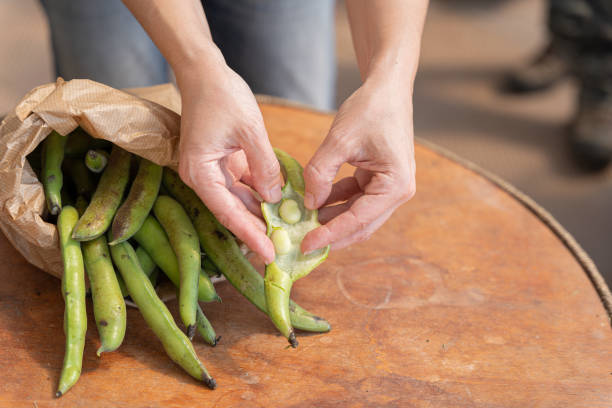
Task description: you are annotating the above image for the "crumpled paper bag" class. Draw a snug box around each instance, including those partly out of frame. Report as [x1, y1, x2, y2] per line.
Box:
[0, 78, 184, 279]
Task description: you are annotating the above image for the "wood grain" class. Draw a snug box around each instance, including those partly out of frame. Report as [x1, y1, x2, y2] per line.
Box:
[0, 103, 610, 407]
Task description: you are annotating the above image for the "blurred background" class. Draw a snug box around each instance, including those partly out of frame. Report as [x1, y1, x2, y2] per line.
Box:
[1, 0, 611, 284]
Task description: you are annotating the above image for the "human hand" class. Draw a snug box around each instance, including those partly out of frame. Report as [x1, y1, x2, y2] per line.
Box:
[301, 75, 416, 253]
[176, 53, 281, 264]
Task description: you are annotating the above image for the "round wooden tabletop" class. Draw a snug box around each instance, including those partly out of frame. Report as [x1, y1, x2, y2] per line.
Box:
[1, 103, 610, 407]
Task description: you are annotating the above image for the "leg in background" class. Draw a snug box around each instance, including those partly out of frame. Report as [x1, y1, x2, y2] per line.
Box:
[550, 0, 612, 169]
[39, 0, 169, 88]
[204, 0, 337, 111]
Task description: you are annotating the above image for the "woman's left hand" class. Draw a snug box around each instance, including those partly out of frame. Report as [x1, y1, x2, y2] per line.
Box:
[301, 73, 417, 253]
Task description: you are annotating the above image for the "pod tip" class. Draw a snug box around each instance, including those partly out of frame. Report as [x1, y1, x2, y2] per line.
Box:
[288, 332, 298, 348]
[212, 336, 222, 347]
[50, 204, 60, 216]
[203, 376, 217, 390]
[187, 325, 196, 340]
[214, 295, 222, 303]
[96, 346, 106, 357]
[55, 391, 62, 398]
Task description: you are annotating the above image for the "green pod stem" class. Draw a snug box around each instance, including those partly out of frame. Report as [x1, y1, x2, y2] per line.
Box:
[153, 196, 201, 339]
[64, 158, 96, 199]
[72, 146, 131, 241]
[108, 239, 216, 389]
[56, 206, 87, 398]
[264, 264, 296, 347]
[109, 159, 162, 245]
[133, 216, 220, 303]
[42, 131, 67, 215]
[135, 246, 156, 277]
[84, 149, 109, 173]
[82, 235, 126, 356]
[196, 303, 218, 347]
[162, 169, 331, 333]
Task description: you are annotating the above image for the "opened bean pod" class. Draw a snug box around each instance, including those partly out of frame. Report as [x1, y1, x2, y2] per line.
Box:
[261, 148, 330, 347]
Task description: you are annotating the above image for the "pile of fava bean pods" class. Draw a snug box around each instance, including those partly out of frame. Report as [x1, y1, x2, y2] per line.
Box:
[27, 127, 331, 397]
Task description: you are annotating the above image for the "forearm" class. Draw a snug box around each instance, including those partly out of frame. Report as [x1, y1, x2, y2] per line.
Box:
[121, 0, 224, 85]
[345, 0, 428, 89]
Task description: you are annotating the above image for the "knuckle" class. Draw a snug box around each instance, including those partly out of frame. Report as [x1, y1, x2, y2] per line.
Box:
[395, 174, 416, 202]
[260, 158, 280, 180]
[400, 183, 416, 202]
[239, 119, 266, 141]
[353, 229, 373, 244]
[347, 208, 369, 232]
[304, 161, 327, 184]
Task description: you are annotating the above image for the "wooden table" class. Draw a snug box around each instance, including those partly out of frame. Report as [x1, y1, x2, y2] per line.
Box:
[1, 103, 610, 407]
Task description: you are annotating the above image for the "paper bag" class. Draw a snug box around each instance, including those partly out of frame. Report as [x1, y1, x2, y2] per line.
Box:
[0, 78, 184, 279]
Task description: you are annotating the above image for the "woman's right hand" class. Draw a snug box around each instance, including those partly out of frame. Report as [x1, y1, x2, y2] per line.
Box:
[175, 49, 281, 264]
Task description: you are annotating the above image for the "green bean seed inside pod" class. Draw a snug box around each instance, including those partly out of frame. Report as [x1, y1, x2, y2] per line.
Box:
[278, 199, 301, 224]
[271, 228, 291, 255]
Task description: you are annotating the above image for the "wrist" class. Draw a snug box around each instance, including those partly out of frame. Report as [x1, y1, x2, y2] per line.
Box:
[363, 50, 418, 93]
[174, 42, 227, 90]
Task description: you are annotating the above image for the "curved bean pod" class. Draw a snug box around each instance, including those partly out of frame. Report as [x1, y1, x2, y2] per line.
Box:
[108, 239, 215, 389]
[72, 146, 131, 241]
[109, 159, 162, 245]
[82, 235, 126, 356]
[56, 206, 87, 397]
[196, 303, 218, 347]
[42, 131, 67, 215]
[153, 195, 200, 339]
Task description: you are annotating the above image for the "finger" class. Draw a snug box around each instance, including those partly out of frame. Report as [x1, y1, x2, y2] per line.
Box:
[240, 124, 282, 203]
[318, 193, 362, 224]
[301, 190, 399, 254]
[191, 161, 275, 263]
[239, 166, 255, 188]
[330, 206, 396, 250]
[303, 139, 348, 210]
[224, 150, 250, 181]
[323, 177, 361, 206]
[228, 182, 264, 220]
[219, 155, 264, 219]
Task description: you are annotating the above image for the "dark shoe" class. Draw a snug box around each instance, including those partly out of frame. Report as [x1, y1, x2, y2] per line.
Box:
[570, 89, 612, 171]
[501, 41, 570, 94]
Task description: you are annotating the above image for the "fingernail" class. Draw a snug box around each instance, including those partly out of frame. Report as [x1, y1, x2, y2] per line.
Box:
[304, 192, 314, 209]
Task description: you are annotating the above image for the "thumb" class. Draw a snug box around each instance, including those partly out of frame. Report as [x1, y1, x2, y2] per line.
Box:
[303, 138, 347, 210]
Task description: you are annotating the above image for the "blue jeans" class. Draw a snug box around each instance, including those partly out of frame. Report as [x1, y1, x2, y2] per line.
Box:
[39, 0, 337, 110]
